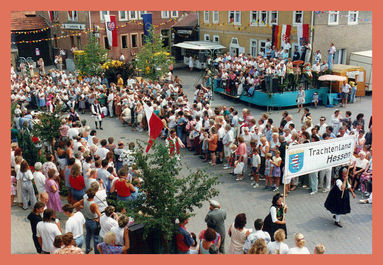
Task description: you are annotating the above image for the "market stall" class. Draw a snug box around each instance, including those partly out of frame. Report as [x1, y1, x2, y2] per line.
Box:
[331, 64, 366, 97]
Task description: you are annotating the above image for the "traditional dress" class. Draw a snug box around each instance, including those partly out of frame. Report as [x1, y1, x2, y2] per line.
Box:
[324, 177, 351, 216]
[263, 204, 287, 241]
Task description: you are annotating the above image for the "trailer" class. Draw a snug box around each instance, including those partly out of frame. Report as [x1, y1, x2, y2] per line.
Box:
[349, 50, 372, 92]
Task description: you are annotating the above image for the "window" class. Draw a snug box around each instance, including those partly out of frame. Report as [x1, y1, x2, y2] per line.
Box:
[141, 33, 145, 45]
[100, 11, 109, 21]
[269, 11, 278, 25]
[161, 11, 169, 18]
[334, 48, 346, 64]
[121, 35, 128, 49]
[139, 11, 147, 19]
[119, 11, 128, 21]
[250, 39, 257, 57]
[204, 11, 209, 23]
[293, 11, 303, 25]
[68, 11, 78, 22]
[104, 36, 110, 49]
[213, 11, 219, 23]
[348, 11, 359, 25]
[131, 34, 138, 48]
[204, 34, 210, 41]
[77, 36, 81, 49]
[328, 11, 339, 25]
[213, 35, 220, 43]
[250, 11, 258, 26]
[259, 11, 267, 26]
[228, 11, 241, 25]
[171, 11, 178, 18]
[130, 11, 138, 20]
[161, 30, 169, 47]
[70, 36, 75, 47]
[259, 40, 266, 55]
[231, 37, 238, 45]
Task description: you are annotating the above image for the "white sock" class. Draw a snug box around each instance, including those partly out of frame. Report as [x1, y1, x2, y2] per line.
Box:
[335, 215, 340, 222]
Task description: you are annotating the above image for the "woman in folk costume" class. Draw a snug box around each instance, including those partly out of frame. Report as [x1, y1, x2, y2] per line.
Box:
[324, 167, 356, 228]
[166, 129, 185, 159]
[91, 99, 103, 130]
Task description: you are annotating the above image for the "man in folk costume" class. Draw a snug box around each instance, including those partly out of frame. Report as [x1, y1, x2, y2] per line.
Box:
[166, 129, 185, 159]
[91, 99, 103, 130]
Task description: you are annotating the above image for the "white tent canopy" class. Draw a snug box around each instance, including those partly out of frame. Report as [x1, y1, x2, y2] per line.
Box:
[173, 41, 225, 50]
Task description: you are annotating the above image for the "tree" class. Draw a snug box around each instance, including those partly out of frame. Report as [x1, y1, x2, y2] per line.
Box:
[32, 106, 63, 154]
[134, 27, 175, 80]
[123, 141, 219, 253]
[74, 34, 108, 76]
[17, 127, 39, 166]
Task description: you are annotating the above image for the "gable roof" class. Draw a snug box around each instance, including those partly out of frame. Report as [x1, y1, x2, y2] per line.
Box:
[11, 11, 48, 31]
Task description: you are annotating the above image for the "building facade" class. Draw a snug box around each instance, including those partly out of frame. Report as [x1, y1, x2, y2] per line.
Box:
[90, 11, 189, 61]
[312, 11, 372, 65]
[199, 11, 313, 58]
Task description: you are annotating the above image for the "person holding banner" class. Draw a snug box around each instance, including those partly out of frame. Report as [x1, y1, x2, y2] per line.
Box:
[263, 193, 287, 241]
[324, 167, 356, 227]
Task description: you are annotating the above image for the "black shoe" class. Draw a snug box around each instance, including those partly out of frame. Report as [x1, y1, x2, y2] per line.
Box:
[333, 215, 336, 219]
[96, 127, 99, 129]
[334, 221, 343, 228]
[100, 127, 103, 130]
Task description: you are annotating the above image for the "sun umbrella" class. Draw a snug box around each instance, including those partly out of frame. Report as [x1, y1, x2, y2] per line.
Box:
[318, 75, 347, 107]
[292, 60, 304, 66]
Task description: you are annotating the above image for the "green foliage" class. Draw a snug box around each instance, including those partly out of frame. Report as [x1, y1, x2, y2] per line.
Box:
[11, 102, 17, 125]
[134, 27, 175, 80]
[74, 34, 108, 76]
[32, 106, 63, 149]
[123, 141, 219, 245]
[17, 128, 39, 166]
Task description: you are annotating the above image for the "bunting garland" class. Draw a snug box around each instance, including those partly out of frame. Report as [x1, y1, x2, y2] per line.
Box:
[11, 17, 179, 45]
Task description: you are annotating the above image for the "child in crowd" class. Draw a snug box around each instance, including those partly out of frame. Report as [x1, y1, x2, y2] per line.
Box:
[251, 148, 261, 188]
[264, 153, 273, 190]
[271, 150, 282, 192]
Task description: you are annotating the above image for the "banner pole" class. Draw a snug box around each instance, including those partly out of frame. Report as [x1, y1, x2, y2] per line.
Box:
[341, 160, 352, 199]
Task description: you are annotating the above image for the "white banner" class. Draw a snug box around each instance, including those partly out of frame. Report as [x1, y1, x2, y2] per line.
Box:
[284, 136, 355, 180]
[297, 23, 303, 51]
[281, 24, 287, 50]
[104, 15, 112, 47]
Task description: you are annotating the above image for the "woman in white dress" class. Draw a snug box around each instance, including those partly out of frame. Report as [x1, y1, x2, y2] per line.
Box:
[296, 86, 305, 113]
[189, 56, 194, 71]
[228, 213, 251, 254]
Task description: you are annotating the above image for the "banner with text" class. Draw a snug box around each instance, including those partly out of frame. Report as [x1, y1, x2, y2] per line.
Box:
[284, 136, 355, 180]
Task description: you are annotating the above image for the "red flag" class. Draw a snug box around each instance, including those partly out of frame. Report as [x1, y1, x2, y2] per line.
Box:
[48, 11, 54, 22]
[302, 24, 309, 43]
[143, 103, 164, 153]
[105, 15, 118, 47]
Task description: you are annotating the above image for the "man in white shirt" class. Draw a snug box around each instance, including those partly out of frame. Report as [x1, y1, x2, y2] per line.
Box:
[99, 206, 118, 241]
[243, 219, 271, 254]
[95, 139, 110, 160]
[62, 204, 86, 248]
[222, 124, 234, 169]
[36, 209, 62, 254]
[317, 116, 328, 137]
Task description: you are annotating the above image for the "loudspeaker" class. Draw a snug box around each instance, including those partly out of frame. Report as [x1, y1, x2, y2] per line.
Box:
[127, 223, 151, 254]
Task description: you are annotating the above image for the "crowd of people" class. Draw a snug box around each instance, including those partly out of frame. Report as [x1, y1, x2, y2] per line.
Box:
[208, 42, 344, 97]
[11, 46, 371, 254]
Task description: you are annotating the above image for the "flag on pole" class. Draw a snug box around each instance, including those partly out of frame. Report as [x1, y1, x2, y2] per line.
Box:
[280, 24, 291, 50]
[143, 102, 164, 153]
[48, 11, 55, 22]
[272, 25, 279, 49]
[104, 15, 118, 47]
[142, 13, 152, 44]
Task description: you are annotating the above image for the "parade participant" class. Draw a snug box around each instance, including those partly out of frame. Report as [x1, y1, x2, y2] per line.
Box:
[91, 99, 103, 130]
[166, 129, 185, 159]
[263, 193, 287, 241]
[296, 86, 305, 113]
[324, 167, 356, 227]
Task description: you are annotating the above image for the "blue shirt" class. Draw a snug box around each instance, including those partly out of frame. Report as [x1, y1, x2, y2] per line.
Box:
[98, 242, 122, 254]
